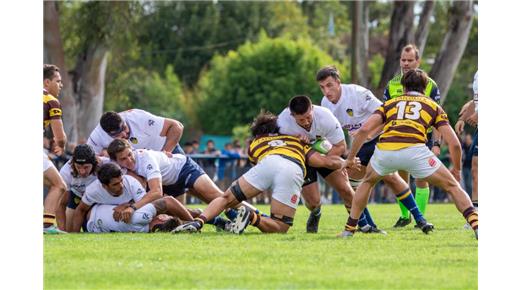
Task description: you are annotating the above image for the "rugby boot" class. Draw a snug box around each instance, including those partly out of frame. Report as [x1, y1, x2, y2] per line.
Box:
[306, 211, 321, 233]
[416, 220, 434, 234]
[230, 206, 251, 234]
[393, 217, 411, 228]
[43, 225, 67, 234]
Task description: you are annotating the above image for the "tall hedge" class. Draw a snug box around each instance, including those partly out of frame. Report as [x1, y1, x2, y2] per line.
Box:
[197, 35, 344, 134]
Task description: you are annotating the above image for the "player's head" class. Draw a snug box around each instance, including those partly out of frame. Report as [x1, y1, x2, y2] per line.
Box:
[149, 214, 182, 232]
[402, 69, 429, 94]
[250, 111, 279, 137]
[289, 95, 314, 131]
[400, 44, 421, 74]
[97, 163, 124, 196]
[43, 64, 63, 97]
[316, 66, 342, 104]
[100, 112, 129, 139]
[72, 144, 98, 178]
[107, 139, 136, 170]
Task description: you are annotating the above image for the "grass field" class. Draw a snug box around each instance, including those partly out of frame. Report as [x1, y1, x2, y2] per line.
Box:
[44, 204, 477, 289]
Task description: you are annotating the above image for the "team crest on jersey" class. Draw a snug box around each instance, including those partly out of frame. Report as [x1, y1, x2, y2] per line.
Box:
[129, 137, 138, 144]
[268, 140, 286, 147]
[148, 119, 155, 126]
[346, 108, 354, 117]
[49, 108, 62, 117]
[146, 164, 153, 170]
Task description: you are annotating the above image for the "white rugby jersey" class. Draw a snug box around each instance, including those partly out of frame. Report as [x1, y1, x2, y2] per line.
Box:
[82, 175, 146, 206]
[321, 84, 382, 138]
[277, 105, 344, 144]
[60, 157, 111, 198]
[86, 203, 156, 233]
[132, 149, 186, 186]
[87, 109, 166, 154]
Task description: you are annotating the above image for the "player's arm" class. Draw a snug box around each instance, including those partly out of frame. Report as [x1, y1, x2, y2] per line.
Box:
[137, 178, 163, 208]
[455, 100, 475, 134]
[327, 140, 346, 157]
[437, 124, 463, 181]
[71, 201, 91, 233]
[347, 113, 383, 168]
[49, 119, 67, 155]
[307, 152, 347, 171]
[160, 118, 184, 152]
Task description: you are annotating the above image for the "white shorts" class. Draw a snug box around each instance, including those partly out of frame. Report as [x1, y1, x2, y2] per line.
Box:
[370, 145, 442, 179]
[86, 203, 157, 233]
[242, 154, 304, 209]
[43, 152, 55, 172]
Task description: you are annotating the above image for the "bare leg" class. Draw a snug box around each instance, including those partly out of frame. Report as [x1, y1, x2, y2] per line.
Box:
[152, 196, 194, 221]
[43, 166, 66, 226]
[255, 199, 294, 233]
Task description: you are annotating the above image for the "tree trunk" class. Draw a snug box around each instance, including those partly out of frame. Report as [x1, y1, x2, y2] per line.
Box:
[351, 1, 369, 87]
[43, 1, 78, 143]
[375, 1, 415, 98]
[414, 1, 435, 55]
[429, 0, 474, 104]
[75, 46, 109, 142]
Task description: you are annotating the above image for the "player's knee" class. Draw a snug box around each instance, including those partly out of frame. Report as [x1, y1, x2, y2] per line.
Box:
[223, 190, 239, 208]
[270, 213, 293, 233]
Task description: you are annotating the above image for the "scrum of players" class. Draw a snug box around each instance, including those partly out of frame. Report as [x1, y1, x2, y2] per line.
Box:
[43, 43, 478, 240]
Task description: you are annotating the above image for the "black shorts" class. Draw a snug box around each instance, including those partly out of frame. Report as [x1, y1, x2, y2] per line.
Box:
[357, 137, 378, 166]
[67, 191, 82, 210]
[162, 156, 206, 197]
[425, 131, 434, 150]
[303, 166, 335, 186]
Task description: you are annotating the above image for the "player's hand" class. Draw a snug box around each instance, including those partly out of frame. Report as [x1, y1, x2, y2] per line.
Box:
[455, 120, 465, 135]
[162, 150, 173, 158]
[113, 203, 130, 221]
[345, 157, 361, 171]
[298, 134, 311, 144]
[121, 207, 135, 224]
[52, 144, 64, 156]
[432, 145, 441, 156]
[467, 112, 478, 127]
[450, 168, 462, 182]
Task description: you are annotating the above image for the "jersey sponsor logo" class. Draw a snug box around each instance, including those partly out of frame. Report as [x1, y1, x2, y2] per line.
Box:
[290, 194, 298, 204]
[142, 213, 150, 221]
[148, 119, 155, 126]
[346, 108, 353, 117]
[146, 164, 153, 171]
[428, 157, 437, 167]
[136, 188, 143, 196]
[268, 140, 286, 147]
[129, 137, 138, 144]
[97, 218, 103, 226]
[343, 123, 362, 132]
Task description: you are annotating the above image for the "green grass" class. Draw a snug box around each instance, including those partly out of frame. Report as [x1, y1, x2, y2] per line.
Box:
[45, 204, 477, 290]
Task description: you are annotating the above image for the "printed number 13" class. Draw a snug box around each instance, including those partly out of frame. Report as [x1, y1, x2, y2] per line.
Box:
[396, 101, 421, 120]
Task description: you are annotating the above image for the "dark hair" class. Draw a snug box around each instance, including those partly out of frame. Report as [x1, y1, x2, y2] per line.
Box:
[44, 64, 60, 80]
[250, 111, 279, 137]
[97, 163, 122, 185]
[107, 138, 132, 161]
[402, 44, 420, 60]
[183, 141, 193, 147]
[316, 65, 341, 82]
[151, 217, 182, 232]
[71, 144, 98, 177]
[100, 112, 125, 136]
[401, 69, 429, 94]
[289, 95, 312, 115]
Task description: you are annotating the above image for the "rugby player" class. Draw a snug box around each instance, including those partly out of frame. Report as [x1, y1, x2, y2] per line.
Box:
[172, 111, 358, 234]
[277, 95, 383, 233]
[43, 64, 67, 234]
[383, 44, 442, 227]
[70, 163, 164, 232]
[57, 144, 111, 231]
[317, 65, 430, 229]
[340, 69, 478, 240]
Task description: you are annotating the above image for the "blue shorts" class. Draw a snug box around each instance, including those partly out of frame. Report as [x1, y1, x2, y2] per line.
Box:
[172, 144, 185, 154]
[470, 129, 478, 157]
[357, 137, 378, 166]
[162, 156, 206, 197]
[67, 191, 82, 210]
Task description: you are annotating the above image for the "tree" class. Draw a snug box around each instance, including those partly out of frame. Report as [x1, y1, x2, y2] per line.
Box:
[196, 35, 342, 134]
[376, 1, 415, 98]
[351, 1, 370, 87]
[429, 0, 475, 103]
[414, 1, 436, 55]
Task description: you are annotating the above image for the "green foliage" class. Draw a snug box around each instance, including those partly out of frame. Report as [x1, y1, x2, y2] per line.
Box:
[104, 65, 187, 124]
[232, 124, 251, 148]
[197, 36, 344, 134]
[45, 204, 477, 289]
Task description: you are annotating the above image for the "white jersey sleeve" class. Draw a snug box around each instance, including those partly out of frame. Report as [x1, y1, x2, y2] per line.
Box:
[59, 161, 73, 190]
[122, 109, 166, 151]
[473, 71, 478, 112]
[86, 124, 106, 155]
[126, 175, 146, 203]
[134, 150, 162, 182]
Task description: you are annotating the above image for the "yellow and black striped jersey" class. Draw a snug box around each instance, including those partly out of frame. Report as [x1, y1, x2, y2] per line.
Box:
[43, 92, 62, 128]
[248, 134, 314, 176]
[375, 94, 449, 150]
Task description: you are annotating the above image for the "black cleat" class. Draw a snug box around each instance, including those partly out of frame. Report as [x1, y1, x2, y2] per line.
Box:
[416, 220, 434, 234]
[393, 217, 412, 228]
[306, 212, 321, 233]
[171, 221, 202, 233]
